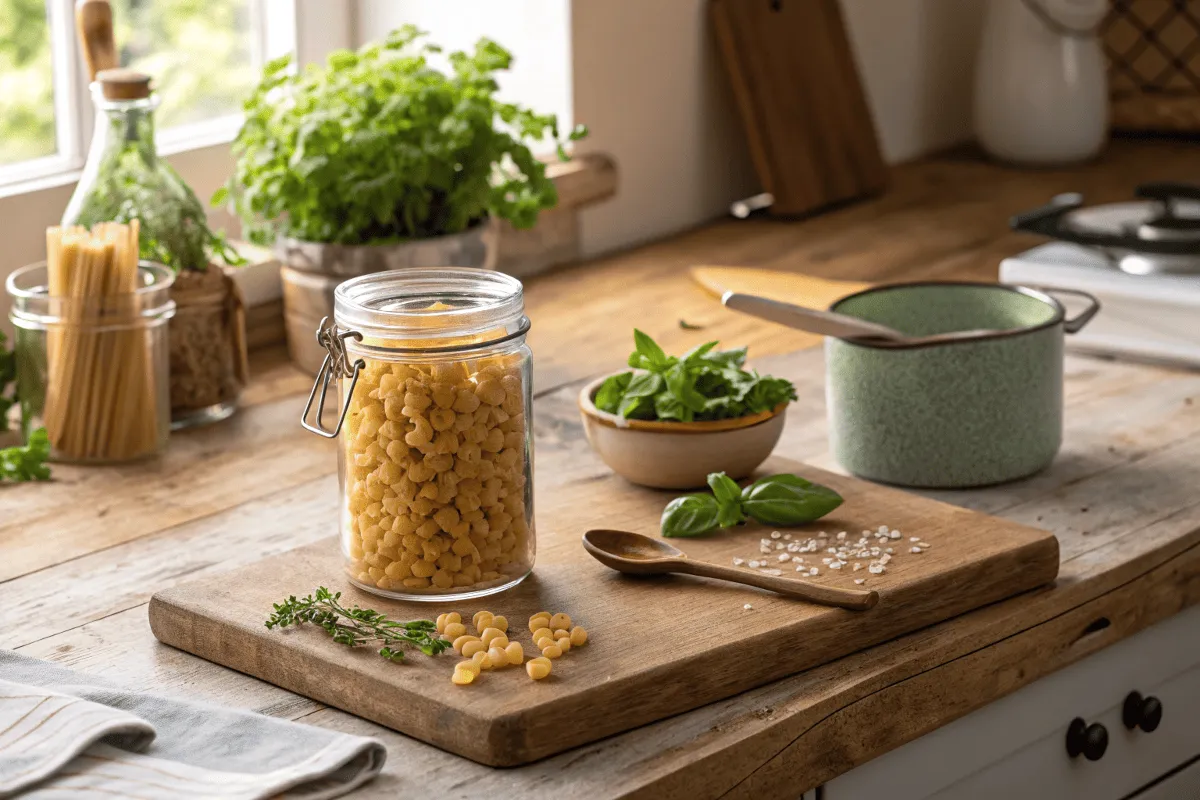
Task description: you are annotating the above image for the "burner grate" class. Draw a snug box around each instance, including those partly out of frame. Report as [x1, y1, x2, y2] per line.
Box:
[1102, 0, 1200, 131]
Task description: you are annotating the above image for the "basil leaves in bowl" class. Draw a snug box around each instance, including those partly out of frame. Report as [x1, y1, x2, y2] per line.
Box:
[578, 331, 797, 489]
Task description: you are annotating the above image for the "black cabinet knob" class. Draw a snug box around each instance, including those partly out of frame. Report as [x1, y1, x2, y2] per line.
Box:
[1066, 717, 1108, 761]
[1123, 691, 1163, 733]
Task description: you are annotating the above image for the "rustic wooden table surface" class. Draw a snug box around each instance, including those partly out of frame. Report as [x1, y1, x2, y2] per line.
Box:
[4, 141, 1200, 798]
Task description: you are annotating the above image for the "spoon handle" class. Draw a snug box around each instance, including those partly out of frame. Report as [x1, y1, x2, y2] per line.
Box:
[721, 291, 902, 342]
[676, 559, 879, 611]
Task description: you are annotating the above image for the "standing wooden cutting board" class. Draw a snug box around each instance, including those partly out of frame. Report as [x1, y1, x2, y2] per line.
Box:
[711, 0, 888, 216]
[149, 457, 1057, 767]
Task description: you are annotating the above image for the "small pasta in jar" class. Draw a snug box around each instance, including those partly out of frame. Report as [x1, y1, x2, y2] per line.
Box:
[303, 269, 535, 601]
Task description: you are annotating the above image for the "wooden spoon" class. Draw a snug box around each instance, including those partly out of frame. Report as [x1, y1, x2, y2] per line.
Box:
[721, 291, 1000, 345]
[76, 0, 118, 81]
[582, 529, 879, 611]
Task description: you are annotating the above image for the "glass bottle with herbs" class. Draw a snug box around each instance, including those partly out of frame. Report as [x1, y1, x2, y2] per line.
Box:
[63, 68, 248, 429]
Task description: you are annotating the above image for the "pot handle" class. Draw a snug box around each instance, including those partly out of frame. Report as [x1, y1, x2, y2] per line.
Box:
[1023, 286, 1101, 334]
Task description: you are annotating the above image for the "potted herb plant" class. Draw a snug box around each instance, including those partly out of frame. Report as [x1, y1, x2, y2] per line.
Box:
[216, 26, 585, 370]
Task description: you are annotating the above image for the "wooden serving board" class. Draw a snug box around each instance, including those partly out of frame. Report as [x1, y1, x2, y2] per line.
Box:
[149, 457, 1058, 767]
[711, 0, 888, 216]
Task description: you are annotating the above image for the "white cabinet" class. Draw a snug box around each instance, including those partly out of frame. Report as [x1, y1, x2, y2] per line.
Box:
[1127, 756, 1200, 799]
[823, 603, 1200, 799]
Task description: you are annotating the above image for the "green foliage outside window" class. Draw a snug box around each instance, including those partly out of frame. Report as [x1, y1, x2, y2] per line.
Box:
[0, 0, 55, 166]
[0, 0, 257, 170]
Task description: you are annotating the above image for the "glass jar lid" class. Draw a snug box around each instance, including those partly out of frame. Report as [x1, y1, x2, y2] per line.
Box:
[334, 267, 527, 343]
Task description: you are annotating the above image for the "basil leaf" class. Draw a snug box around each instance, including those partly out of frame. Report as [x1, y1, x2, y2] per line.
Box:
[619, 372, 663, 418]
[708, 472, 745, 528]
[618, 393, 657, 420]
[707, 472, 742, 507]
[594, 371, 632, 413]
[629, 329, 671, 372]
[705, 346, 748, 369]
[664, 363, 707, 413]
[743, 375, 798, 413]
[654, 393, 693, 422]
[740, 472, 813, 502]
[717, 499, 744, 529]
[741, 475, 843, 526]
[681, 340, 718, 365]
[661, 493, 721, 538]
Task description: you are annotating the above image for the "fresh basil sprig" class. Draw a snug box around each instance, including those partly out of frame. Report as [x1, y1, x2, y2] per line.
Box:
[595, 330, 796, 423]
[661, 472, 842, 538]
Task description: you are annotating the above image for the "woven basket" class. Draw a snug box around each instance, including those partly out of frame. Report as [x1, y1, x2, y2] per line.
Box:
[1103, 0, 1200, 132]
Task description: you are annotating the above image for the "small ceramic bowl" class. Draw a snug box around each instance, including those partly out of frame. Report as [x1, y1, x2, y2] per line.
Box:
[578, 374, 787, 489]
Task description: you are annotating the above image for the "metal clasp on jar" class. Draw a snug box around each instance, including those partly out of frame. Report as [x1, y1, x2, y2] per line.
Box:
[301, 316, 365, 438]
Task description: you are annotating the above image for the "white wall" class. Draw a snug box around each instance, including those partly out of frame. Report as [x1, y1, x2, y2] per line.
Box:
[569, 0, 986, 257]
[842, 0, 986, 164]
[353, 0, 573, 136]
[569, 0, 759, 257]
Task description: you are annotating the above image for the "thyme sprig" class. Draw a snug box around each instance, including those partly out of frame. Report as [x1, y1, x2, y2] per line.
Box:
[266, 587, 450, 662]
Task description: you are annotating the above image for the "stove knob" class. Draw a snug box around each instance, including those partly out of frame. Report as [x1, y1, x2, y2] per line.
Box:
[1066, 717, 1108, 761]
[1123, 691, 1163, 733]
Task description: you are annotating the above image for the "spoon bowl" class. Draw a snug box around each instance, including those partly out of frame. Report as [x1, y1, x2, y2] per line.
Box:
[582, 529, 685, 572]
[582, 529, 879, 611]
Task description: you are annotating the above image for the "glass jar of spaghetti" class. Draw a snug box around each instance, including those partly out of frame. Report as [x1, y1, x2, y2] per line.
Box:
[302, 268, 534, 601]
[6, 255, 175, 463]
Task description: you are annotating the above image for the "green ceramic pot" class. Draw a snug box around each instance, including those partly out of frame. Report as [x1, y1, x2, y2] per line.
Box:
[825, 282, 1099, 488]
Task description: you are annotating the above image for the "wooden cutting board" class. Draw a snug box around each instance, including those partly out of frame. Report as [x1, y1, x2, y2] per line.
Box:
[149, 457, 1058, 767]
[710, 0, 889, 216]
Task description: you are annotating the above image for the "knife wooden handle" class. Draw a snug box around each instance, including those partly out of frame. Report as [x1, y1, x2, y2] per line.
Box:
[76, 0, 118, 81]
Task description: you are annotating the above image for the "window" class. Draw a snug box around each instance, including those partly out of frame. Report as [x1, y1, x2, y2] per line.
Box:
[0, 0, 300, 188]
[0, 0, 56, 170]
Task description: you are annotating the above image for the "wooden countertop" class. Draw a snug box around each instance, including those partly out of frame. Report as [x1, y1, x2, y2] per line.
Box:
[4, 140, 1200, 797]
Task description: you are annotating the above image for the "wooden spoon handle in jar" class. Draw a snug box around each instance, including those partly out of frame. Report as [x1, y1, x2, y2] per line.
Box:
[76, 0, 118, 81]
[674, 558, 879, 611]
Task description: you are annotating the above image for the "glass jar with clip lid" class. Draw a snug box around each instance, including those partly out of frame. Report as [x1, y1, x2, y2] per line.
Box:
[302, 268, 534, 601]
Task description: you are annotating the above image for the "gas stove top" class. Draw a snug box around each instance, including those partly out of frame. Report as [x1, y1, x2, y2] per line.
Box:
[1011, 182, 1200, 276]
[1001, 183, 1200, 368]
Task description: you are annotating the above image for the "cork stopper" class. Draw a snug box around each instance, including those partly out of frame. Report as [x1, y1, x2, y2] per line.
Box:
[96, 68, 152, 100]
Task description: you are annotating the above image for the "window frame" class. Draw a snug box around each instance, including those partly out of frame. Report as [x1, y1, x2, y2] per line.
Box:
[0, 0, 352, 195]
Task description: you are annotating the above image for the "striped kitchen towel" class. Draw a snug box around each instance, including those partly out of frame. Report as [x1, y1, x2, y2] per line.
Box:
[0, 650, 385, 799]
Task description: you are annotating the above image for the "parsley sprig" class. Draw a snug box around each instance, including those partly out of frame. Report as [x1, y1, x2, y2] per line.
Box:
[1, 428, 51, 483]
[266, 587, 450, 662]
[595, 330, 797, 423]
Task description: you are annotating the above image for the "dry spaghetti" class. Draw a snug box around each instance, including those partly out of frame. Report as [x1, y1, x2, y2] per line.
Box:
[44, 221, 164, 461]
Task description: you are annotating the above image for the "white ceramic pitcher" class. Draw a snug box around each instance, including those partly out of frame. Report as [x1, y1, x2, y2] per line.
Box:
[975, 0, 1109, 165]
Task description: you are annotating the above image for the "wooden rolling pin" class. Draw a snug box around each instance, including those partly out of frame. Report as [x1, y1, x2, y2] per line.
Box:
[76, 0, 117, 81]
